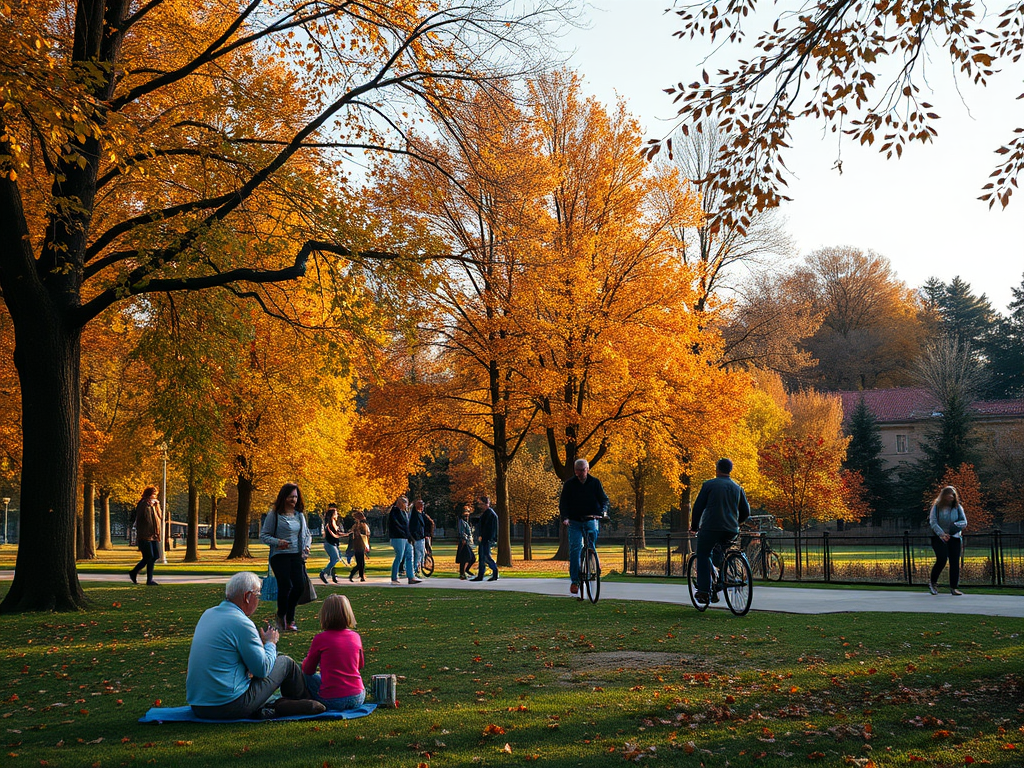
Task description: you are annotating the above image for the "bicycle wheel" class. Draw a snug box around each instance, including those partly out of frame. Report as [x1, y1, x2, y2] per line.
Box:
[577, 549, 588, 601]
[421, 552, 434, 577]
[766, 550, 783, 581]
[686, 554, 708, 612]
[584, 548, 601, 604]
[722, 553, 753, 616]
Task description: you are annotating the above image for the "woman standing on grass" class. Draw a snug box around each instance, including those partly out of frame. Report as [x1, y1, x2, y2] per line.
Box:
[320, 504, 344, 584]
[128, 485, 162, 585]
[928, 485, 968, 596]
[348, 511, 371, 582]
[260, 483, 312, 631]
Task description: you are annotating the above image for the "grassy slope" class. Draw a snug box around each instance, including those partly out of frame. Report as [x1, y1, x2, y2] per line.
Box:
[1, 582, 1021, 768]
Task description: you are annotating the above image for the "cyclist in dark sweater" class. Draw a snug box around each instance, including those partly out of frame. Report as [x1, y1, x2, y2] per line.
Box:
[690, 457, 750, 604]
[559, 458, 609, 595]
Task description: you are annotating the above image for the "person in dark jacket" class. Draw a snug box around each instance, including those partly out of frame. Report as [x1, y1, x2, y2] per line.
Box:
[409, 499, 428, 576]
[387, 496, 420, 585]
[558, 459, 609, 595]
[689, 458, 751, 604]
[471, 495, 499, 581]
[129, 485, 163, 585]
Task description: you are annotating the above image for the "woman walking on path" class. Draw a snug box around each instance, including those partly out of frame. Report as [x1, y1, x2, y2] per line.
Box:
[129, 485, 163, 585]
[260, 483, 312, 631]
[455, 506, 476, 579]
[387, 496, 421, 585]
[928, 485, 968, 596]
[348, 511, 371, 582]
[320, 505, 344, 584]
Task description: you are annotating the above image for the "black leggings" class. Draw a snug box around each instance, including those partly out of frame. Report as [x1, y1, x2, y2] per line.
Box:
[270, 553, 304, 624]
[132, 540, 160, 583]
[930, 536, 962, 590]
[350, 550, 366, 580]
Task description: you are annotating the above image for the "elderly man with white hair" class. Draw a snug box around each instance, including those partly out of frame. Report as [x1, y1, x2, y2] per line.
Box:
[185, 572, 324, 719]
[558, 458, 610, 595]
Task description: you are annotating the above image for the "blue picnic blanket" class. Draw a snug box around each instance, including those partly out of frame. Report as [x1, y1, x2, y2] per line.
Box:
[139, 702, 376, 724]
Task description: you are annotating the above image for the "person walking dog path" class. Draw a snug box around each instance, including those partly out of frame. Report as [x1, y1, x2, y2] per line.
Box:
[12, 571, 1021, 618]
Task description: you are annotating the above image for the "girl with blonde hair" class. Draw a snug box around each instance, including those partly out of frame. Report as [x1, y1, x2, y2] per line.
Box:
[928, 485, 968, 596]
[300, 594, 365, 711]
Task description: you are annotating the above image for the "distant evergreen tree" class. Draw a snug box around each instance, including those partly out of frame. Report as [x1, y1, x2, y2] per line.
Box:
[982, 273, 1024, 398]
[843, 398, 894, 524]
[939, 276, 997, 347]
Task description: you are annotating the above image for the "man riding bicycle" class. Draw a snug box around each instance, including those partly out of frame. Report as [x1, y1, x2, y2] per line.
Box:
[690, 457, 750, 604]
[559, 458, 609, 596]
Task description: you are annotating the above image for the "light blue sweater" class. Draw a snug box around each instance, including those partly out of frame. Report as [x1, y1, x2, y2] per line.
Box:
[186, 601, 277, 707]
[929, 504, 967, 538]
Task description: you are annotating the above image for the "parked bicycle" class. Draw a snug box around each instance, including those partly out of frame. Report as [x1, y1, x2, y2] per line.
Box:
[420, 540, 434, 577]
[577, 514, 605, 604]
[686, 540, 753, 616]
[741, 515, 784, 581]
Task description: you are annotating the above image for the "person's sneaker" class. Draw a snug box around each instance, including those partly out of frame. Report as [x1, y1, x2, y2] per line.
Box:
[709, 590, 721, 604]
[951, 589, 964, 596]
[319, 572, 328, 585]
[694, 591, 710, 605]
[146, 580, 159, 586]
[287, 622, 299, 632]
[408, 577, 423, 584]
[487, 574, 499, 581]
[272, 699, 326, 717]
[570, 582, 579, 594]
[128, 570, 138, 585]
[928, 582, 939, 595]
[470, 575, 484, 582]
[391, 579, 402, 585]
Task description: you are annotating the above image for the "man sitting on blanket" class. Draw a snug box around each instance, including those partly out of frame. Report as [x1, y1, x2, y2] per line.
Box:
[186, 572, 325, 719]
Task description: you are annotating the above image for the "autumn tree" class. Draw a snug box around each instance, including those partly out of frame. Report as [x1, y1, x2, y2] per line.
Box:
[506, 444, 561, 560]
[655, 0, 1024, 216]
[0, 0, 565, 611]
[790, 247, 925, 389]
[981, 424, 1024, 525]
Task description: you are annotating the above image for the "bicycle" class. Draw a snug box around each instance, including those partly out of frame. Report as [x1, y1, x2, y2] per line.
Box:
[686, 539, 753, 616]
[420, 541, 434, 577]
[576, 515, 605, 604]
[742, 516, 784, 581]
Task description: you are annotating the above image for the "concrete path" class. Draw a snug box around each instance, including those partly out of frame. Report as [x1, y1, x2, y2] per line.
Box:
[4, 571, 1021, 617]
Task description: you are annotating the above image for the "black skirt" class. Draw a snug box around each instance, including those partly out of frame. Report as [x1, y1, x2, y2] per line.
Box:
[455, 540, 476, 564]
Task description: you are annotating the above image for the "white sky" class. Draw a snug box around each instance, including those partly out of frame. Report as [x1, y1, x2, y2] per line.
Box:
[560, 1, 1024, 313]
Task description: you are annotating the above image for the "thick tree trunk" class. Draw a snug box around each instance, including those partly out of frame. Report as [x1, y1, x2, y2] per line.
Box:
[0, 319, 86, 612]
[632, 467, 646, 551]
[228, 474, 254, 559]
[208, 495, 219, 550]
[79, 472, 96, 560]
[184, 474, 199, 562]
[97, 489, 112, 550]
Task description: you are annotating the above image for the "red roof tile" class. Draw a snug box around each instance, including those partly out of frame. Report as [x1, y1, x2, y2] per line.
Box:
[836, 388, 1024, 423]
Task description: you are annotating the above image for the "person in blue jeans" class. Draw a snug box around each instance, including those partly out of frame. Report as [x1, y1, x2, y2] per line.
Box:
[558, 459, 609, 595]
[470, 495, 500, 581]
[409, 499, 427, 576]
[387, 496, 421, 585]
[690, 458, 750, 605]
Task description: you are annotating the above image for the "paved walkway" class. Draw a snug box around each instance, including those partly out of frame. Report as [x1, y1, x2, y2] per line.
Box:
[5, 571, 1021, 617]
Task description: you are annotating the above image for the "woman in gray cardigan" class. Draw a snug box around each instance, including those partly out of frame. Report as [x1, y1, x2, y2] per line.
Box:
[260, 483, 312, 630]
[928, 485, 968, 596]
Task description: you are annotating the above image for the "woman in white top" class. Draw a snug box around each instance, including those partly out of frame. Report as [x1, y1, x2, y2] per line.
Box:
[927, 485, 968, 596]
[260, 483, 312, 631]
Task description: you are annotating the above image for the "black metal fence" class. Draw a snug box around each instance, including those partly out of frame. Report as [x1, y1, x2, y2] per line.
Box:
[622, 530, 1024, 587]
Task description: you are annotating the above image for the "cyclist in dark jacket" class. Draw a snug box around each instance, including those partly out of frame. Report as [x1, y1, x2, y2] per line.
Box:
[690, 458, 750, 604]
[559, 458, 609, 595]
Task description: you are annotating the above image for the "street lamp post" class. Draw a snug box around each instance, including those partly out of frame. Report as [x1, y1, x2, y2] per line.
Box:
[159, 443, 169, 564]
[1, 497, 9, 546]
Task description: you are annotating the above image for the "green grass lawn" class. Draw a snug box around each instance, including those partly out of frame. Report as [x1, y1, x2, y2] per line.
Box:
[1, 581, 1021, 767]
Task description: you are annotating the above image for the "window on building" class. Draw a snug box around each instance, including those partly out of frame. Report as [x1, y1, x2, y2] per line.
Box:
[896, 434, 909, 454]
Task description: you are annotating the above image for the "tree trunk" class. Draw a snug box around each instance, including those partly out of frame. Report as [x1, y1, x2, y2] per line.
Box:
[208, 494, 219, 550]
[228, 474, 254, 559]
[0, 317, 86, 612]
[522, 509, 532, 560]
[79, 472, 96, 560]
[184, 473, 199, 562]
[552, 521, 569, 561]
[97, 489, 112, 550]
[632, 460, 647, 550]
[494, 453, 512, 567]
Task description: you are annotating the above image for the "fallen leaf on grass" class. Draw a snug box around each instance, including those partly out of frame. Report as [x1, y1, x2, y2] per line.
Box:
[482, 724, 506, 736]
[933, 730, 952, 739]
[808, 752, 825, 760]
[502, 743, 512, 754]
[1002, 744, 1017, 750]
